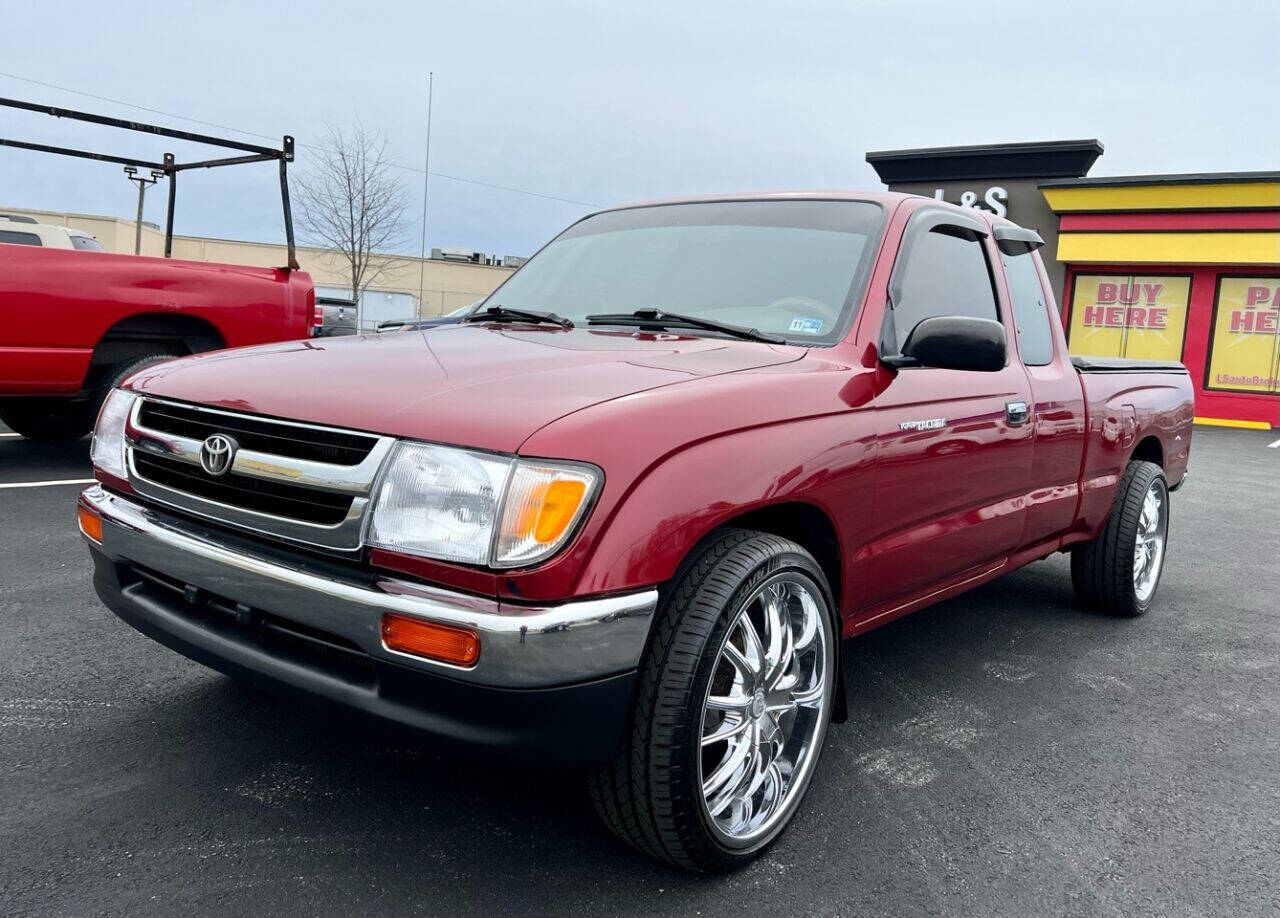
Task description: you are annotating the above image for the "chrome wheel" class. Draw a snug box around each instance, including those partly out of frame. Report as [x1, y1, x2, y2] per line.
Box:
[697, 573, 832, 847]
[1133, 477, 1168, 604]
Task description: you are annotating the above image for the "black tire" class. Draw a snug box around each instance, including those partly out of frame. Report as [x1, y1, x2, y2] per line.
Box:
[588, 528, 838, 873]
[88, 353, 174, 425]
[0, 397, 93, 441]
[1071, 460, 1170, 617]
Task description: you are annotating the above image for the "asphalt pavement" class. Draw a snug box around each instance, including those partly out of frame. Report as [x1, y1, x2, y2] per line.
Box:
[2, 423, 1278, 917]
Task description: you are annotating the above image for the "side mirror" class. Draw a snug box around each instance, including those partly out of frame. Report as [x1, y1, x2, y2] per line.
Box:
[894, 315, 1007, 372]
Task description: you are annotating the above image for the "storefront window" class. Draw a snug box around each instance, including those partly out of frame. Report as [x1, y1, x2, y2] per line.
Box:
[1205, 277, 1280, 394]
[1067, 274, 1190, 361]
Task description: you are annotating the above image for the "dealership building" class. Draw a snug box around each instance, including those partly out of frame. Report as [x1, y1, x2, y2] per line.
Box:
[869, 141, 1280, 429]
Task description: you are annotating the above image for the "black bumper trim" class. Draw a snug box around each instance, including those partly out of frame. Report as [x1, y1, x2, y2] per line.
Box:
[91, 550, 636, 765]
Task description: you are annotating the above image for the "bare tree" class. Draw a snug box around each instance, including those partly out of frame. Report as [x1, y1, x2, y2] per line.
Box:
[295, 125, 410, 310]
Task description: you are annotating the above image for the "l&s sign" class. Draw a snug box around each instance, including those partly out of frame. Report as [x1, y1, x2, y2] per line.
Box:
[933, 186, 1009, 218]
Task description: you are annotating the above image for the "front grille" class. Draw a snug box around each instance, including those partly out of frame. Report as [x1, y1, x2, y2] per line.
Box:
[133, 451, 353, 525]
[137, 400, 378, 466]
[128, 398, 390, 551]
[124, 562, 377, 688]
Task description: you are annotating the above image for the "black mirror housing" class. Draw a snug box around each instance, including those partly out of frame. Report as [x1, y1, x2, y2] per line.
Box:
[897, 315, 1007, 372]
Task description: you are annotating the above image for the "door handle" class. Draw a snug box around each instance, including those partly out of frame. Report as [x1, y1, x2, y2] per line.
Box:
[1006, 401, 1030, 426]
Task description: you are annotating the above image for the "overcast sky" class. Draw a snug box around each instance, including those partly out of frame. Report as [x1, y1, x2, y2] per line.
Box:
[2, 0, 1277, 257]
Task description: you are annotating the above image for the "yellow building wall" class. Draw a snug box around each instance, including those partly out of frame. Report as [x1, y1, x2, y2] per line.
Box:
[1042, 181, 1280, 212]
[1056, 232, 1280, 265]
[4, 206, 514, 317]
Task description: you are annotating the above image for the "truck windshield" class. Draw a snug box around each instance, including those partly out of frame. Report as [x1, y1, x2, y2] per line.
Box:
[477, 199, 884, 345]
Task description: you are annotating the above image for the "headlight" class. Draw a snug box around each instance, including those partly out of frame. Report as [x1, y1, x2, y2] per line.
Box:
[368, 442, 511, 565]
[90, 389, 137, 480]
[368, 442, 599, 568]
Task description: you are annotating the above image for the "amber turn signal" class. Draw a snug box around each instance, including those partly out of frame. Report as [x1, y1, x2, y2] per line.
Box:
[78, 505, 103, 543]
[381, 613, 480, 667]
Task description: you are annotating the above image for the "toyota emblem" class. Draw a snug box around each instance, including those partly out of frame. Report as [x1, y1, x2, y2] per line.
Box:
[200, 434, 238, 477]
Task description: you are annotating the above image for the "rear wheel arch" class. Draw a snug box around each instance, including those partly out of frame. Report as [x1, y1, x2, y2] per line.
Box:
[1130, 434, 1164, 469]
[79, 313, 224, 423]
[87, 313, 226, 380]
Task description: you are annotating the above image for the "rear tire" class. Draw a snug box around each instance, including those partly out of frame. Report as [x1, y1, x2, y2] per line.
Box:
[588, 528, 837, 872]
[1071, 460, 1170, 617]
[0, 397, 92, 441]
[88, 353, 174, 423]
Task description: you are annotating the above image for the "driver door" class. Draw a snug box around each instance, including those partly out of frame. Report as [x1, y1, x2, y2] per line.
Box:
[860, 206, 1035, 611]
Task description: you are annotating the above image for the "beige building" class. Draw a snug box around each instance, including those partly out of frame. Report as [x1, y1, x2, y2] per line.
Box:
[2, 206, 516, 320]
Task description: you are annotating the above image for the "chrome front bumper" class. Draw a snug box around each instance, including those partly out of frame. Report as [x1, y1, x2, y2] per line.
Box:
[80, 485, 658, 690]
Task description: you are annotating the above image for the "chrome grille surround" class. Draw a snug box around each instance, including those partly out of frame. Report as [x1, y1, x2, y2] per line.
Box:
[125, 397, 395, 552]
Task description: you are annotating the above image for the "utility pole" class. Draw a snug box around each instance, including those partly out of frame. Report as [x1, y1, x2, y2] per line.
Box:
[123, 166, 163, 255]
[416, 71, 434, 315]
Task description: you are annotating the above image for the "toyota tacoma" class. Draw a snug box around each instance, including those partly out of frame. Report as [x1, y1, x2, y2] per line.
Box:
[79, 192, 1193, 871]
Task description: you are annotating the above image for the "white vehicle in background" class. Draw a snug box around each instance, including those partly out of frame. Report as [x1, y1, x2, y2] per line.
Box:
[0, 214, 106, 251]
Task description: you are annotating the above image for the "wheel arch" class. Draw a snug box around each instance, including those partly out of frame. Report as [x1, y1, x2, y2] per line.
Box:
[690, 502, 849, 725]
[716, 502, 843, 618]
[1130, 434, 1164, 469]
[88, 313, 226, 378]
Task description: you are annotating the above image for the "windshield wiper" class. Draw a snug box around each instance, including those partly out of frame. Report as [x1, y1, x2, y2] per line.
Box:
[585, 308, 785, 344]
[462, 305, 574, 328]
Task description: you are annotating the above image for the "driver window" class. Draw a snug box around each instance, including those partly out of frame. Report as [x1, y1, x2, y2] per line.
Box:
[889, 226, 998, 353]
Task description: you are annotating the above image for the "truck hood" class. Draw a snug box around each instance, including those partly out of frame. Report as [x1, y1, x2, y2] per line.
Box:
[127, 324, 803, 453]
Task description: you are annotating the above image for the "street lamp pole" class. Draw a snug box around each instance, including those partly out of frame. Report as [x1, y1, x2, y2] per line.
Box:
[123, 166, 163, 255]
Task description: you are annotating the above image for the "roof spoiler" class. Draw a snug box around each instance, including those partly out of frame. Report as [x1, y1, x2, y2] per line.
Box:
[993, 224, 1044, 255]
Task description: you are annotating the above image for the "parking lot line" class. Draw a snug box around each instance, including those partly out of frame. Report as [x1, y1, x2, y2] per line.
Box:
[0, 432, 22, 438]
[0, 478, 95, 490]
[1269, 438, 1280, 448]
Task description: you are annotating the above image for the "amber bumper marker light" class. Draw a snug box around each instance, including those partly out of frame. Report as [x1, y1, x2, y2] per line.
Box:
[381, 613, 480, 667]
[78, 505, 103, 543]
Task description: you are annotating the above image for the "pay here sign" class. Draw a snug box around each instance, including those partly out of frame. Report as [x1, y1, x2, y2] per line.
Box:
[1207, 278, 1280, 394]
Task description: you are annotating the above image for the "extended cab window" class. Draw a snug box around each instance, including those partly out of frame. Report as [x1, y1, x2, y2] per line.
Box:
[1002, 251, 1054, 365]
[0, 230, 41, 246]
[889, 226, 997, 353]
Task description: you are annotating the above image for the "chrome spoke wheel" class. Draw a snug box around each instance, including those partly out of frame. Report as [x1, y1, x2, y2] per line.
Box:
[698, 574, 831, 846]
[1133, 477, 1168, 603]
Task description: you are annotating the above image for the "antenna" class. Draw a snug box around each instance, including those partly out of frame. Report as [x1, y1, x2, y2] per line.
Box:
[416, 72, 434, 315]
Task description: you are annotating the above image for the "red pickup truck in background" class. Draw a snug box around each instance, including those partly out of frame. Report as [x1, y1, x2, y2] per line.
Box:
[0, 243, 314, 439]
[77, 192, 1192, 872]
[0, 96, 315, 440]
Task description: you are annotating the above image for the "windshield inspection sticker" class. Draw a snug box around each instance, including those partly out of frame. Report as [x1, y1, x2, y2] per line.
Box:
[788, 317, 824, 335]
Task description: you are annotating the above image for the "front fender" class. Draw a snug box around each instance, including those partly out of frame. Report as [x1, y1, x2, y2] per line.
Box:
[573, 414, 875, 618]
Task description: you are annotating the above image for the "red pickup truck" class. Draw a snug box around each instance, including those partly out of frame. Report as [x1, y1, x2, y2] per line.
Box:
[0, 243, 315, 439]
[77, 192, 1192, 872]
